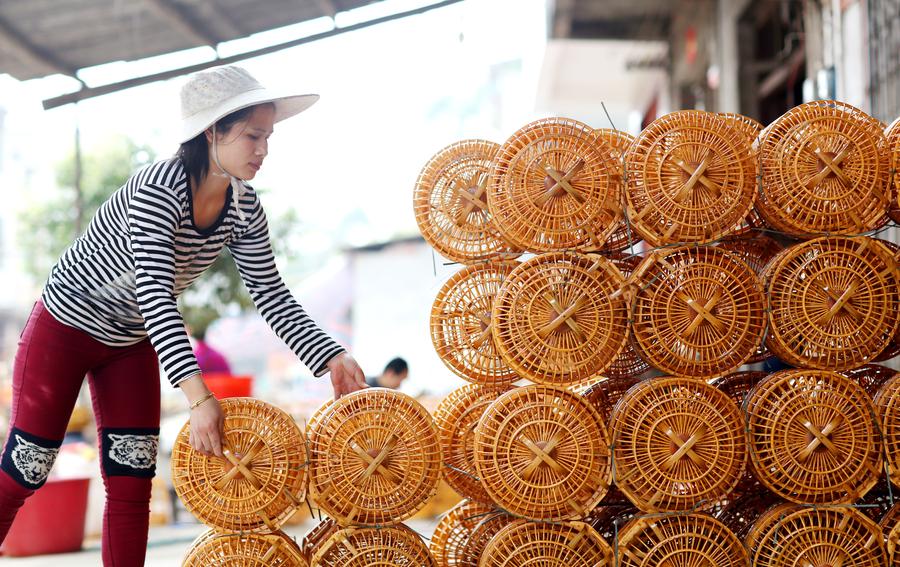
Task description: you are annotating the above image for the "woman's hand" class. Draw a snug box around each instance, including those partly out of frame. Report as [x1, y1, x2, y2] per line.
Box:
[180, 374, 225, 457]
[327, 352, 367, 399]
[190, 396, 225, 457]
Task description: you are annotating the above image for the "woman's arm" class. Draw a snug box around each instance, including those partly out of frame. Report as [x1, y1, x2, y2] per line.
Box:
[227, 193, 366, 398]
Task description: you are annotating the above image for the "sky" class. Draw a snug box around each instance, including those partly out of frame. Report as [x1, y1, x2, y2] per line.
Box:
[0, 0, 548, 270]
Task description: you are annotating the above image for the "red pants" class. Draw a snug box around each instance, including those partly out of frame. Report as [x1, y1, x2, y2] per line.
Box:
[0, 301, 160, 566]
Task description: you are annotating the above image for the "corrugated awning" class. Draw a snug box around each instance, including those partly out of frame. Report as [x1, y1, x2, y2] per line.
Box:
[0, 0, 460, 108]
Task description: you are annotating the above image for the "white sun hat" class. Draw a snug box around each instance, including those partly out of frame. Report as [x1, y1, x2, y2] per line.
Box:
[179, 65, 318, 144]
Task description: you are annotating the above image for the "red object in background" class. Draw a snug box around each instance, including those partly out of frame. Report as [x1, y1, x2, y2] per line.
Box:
[203, 373, 253, 399]
[685, 26, 698, 65]
[0, 478, 90, 557]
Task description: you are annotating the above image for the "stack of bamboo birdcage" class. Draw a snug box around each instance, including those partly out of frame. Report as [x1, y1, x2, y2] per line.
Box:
[171, 398, 310, 566]
[413, 100, 900, 567]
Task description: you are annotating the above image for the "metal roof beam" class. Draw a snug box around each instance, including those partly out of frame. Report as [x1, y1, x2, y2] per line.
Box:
[0, 14, 78, 77]
[143, 0, 220, 47]
[43, 0, 463, 110]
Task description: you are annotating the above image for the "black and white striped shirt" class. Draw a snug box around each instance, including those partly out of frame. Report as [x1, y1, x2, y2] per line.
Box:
[42, 158, 345, 387]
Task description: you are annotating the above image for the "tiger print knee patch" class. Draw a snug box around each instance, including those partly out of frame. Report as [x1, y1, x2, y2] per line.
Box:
[1, 428, 61, 489]
[101, 427, 159, 478]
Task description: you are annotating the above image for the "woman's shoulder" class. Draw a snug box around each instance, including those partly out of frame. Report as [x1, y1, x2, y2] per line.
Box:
[126, 158, 188, 197]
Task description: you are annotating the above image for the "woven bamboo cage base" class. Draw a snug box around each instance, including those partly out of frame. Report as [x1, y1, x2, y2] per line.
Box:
[430, 262, 520, 386]
[617, 513, 748, 567]
[744, 502, 802, 555]
[170, 398, 307, 532]
[491, 253, 629, 386]
[474, 384, 612, 520]
[610, 377, 747, 513]
[182, 529, 307, 566]
[308, 388, 441, 526]
[629, 246, 766, 378]
[764, 236, 899, 371]
[756, 100, 890, 236]
[430, 499, 495, 567]
[413, 139, 519, 264]
[746, 370, 883, 504]
[433, 384, 510, 502]
[593, 128, 639, 252]
[479, 520, 614, 567]
[578, 375, 642, 425]
[875, 372, 900, 489]
[713, 491, 783, 543]
[753, 506, 886, 566]
[311, 524, 435, 567]
[623, 110, 756, 246]
[488, 117, 623, 252]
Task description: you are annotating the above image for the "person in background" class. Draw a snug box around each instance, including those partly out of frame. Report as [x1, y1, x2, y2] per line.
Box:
[366, 357, 409, 389]
[0, 65, 366, 566]
[191, 325, 232, 375]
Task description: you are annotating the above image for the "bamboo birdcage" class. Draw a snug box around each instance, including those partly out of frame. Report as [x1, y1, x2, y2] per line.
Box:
[616, 513, 749, 567]
[170, 398, 307, 532]
[583, 504, 639, 542]
[884, 504, 900, 565]
[432, 384, 511, 502]
[579, 375, 642, 425]
[716, 233, 784, 276]
[887, 117, 900, 223]
[710, 371, 766, 409]
[478, 520, 614, 567]
[743, 502, 802, 556]
[300, 517, 339, 563]
[487, 117, 623, 252]
[609, 376, 747, 513]
[413, 139, 519, 264]
[874, 237, 900, 362]
[874, 372, 900, 488]
[429, 499, 495, 567]
[491, 253, 630, 386]
[623, 110, 756, 246]
[602, 252, 652, 379]
[592, 128, 641, 252]
[756, 100, 891, 236]
[629, 246, 766, 378]
[182, 529, 307, 566]
[462, 511, 513, 566]
[307, 388, 441, 526]
[753, 506, 887, 566]
[713, 492, 783, 544]
[842, 364, 897, 397]
[310, 524, 435, 567]
[430, 262, 520, 386]
[473, 384, 612, 520]
[745, 370, 883, 504]
[764, 236, 899, 371]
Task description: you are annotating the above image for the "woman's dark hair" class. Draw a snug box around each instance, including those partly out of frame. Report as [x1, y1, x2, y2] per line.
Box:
[176, 102, 274, 185]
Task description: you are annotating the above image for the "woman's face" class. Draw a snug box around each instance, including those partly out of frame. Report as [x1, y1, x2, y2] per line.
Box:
[208, 104, 276, 181]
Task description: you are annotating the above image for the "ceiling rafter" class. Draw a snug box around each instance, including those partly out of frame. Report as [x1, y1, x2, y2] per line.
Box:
[0, 14, 78, 77]
[143, 0, 221, 47]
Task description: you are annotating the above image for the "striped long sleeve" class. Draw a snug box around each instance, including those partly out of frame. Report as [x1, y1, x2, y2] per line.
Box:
[42, 158, 344, 386]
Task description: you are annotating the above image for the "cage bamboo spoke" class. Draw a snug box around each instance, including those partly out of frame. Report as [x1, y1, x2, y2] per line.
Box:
[432, 384, 510, 502]
[182, 529, 307, 566]
[753, 506, 886, 567]
[617, 513, 748, 567]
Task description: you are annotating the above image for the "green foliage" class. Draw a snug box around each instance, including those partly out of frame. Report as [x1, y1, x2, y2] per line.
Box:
[18, 136, 155, 282]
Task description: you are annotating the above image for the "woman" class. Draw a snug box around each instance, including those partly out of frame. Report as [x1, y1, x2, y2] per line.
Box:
[0, 65, 366, 565]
